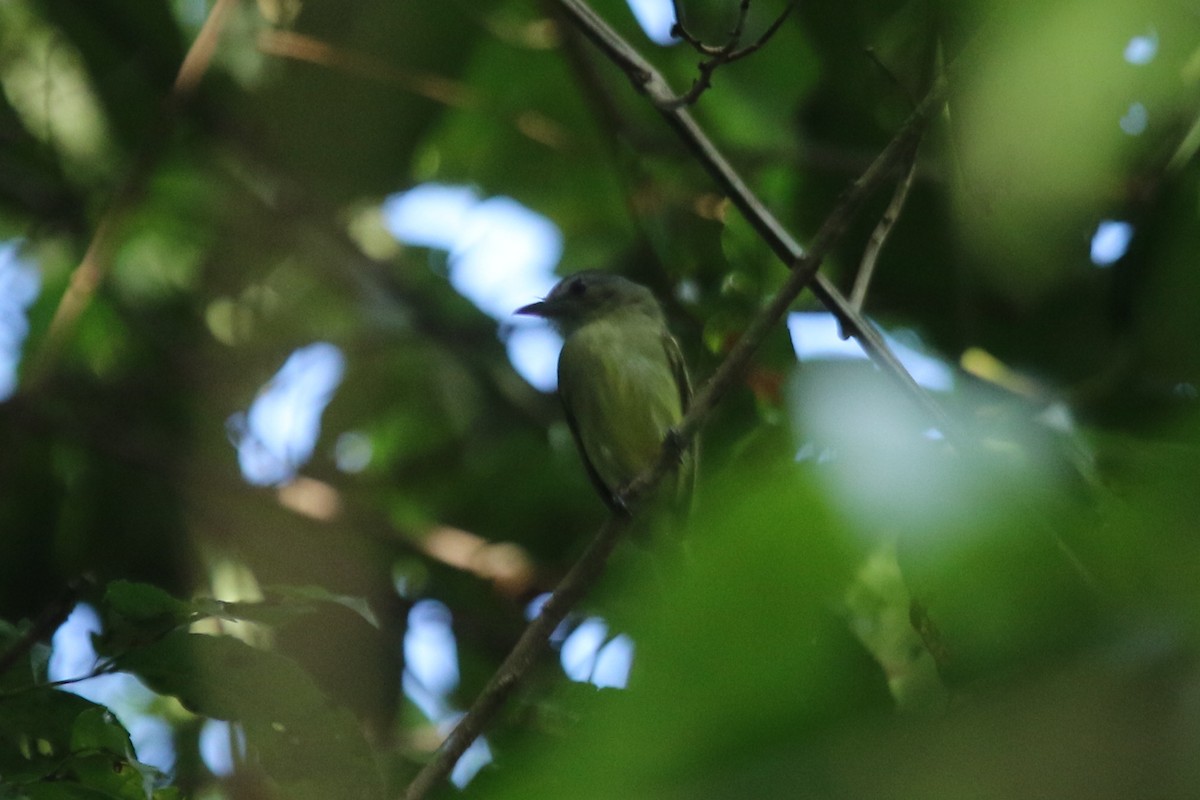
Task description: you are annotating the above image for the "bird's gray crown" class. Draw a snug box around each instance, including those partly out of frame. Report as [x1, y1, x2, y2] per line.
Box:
[543, 271, 662, 320]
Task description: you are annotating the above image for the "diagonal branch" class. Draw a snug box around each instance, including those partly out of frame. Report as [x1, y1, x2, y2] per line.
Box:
[850, 149, 919, 312]
[558, 0, 954, 438]
[404, 3, 955, 797]
[404, 516, 628, 800]
[24, 0, 240, 391]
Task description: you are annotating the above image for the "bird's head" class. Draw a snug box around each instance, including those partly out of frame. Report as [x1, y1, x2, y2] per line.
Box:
[515, 271, 662, 334]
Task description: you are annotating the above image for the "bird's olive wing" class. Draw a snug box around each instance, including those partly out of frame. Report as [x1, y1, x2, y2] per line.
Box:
[559, 379, 624, 514]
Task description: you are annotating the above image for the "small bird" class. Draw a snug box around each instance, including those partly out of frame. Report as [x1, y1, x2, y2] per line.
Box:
[516, 271, 694, 514]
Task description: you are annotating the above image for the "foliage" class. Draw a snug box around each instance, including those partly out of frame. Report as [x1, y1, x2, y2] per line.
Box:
[2, 0, 1200, 798]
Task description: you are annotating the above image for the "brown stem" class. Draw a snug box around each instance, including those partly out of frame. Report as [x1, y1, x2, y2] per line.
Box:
[24, 0, 240, 391]
[403, 516, 628, 800]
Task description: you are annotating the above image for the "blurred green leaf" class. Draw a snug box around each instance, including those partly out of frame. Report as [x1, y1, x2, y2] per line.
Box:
[0, 688, 158, 798]
[103, 581, 195, 628]
[478, 465, 891, 797]
[115, 631, 383, 800]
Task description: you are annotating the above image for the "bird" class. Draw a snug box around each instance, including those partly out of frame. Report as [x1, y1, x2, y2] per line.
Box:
[516, 271, 694, 515]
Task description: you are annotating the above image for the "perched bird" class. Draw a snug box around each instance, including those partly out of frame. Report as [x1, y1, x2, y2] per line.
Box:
[516, 271, 694, 515]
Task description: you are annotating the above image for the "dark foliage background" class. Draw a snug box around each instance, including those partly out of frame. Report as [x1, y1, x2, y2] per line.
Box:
[2, 0, 1200, 797]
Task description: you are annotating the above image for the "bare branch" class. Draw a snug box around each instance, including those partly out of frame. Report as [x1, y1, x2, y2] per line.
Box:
[727, 1, 795, 63]
[670, 0, 717, 54]
[845, 43, 925, 315]
[664, 1, 795, 109]
[724, 0, 753, 54]
[403, 516, 630, 800]
[850, 151, 919, 312]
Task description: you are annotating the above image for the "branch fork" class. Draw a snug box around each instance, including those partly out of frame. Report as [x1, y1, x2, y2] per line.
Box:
[663, 0, 795, 108]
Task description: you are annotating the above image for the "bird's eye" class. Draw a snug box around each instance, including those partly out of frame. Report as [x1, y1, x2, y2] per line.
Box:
[568, 278, 587, 296]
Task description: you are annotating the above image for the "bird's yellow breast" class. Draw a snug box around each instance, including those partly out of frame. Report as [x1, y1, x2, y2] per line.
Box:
[558, 312, 683, 494]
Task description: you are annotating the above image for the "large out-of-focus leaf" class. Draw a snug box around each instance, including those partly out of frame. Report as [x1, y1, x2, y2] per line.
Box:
[31, 0, 185, 150]
[476, 463, 891, 798]
[115, 631, 383, 800]
[0, 688, 163, 798]
[783, 646, 1200, 799]
[102, 580, 196, 630]
[951, 0, 1200, 303]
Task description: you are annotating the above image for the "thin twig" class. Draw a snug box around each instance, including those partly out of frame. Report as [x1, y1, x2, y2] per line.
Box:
[24, 0, 240, 391]
[403, 3, 955, 796]
[670, 0, 741, 54]
[850, 151, 919, 311]
[848, 45, 921, 313]
[257, 30, 476, 109]
[0, 663, 120, 698]
[724, 0, 752, 52]
[664, 0, 795, 108]
[257, 30, 569, 149]
[732, 2, 795, 61]
[403, 516, 629, 800]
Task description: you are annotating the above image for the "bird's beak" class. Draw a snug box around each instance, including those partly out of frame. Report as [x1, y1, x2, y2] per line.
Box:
[515, 299, 549, 317]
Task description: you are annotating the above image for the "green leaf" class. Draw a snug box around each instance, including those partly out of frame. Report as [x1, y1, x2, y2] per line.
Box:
[0, 688, 156, 799]
[114, 631, 383, 800]
[479, 464, 891, 798]
[42, 752, 151, 800]
[102, 582, 194, 626]
[69, 707, 135, 758]
[95, 582, 197, 655]
[0, 619, 41, 690]
[218, 584, 378, 629]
